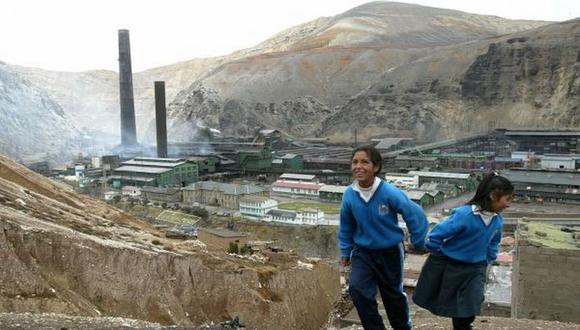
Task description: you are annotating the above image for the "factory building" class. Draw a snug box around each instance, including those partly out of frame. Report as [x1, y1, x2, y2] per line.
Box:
[109, 157, 198, 188]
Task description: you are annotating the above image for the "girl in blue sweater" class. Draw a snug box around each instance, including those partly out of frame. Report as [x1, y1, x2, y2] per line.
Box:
[339, 146, 428, 330]
[412, 172, 514, 330]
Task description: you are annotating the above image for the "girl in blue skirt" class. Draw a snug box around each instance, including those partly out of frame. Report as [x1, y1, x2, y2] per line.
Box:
[413, 172, 514, 330]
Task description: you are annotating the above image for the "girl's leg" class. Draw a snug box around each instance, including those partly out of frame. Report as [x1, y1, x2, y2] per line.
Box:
[349, 248, 385, 330]
[452, 316, 475, 330]
[375, 244, 412, 330]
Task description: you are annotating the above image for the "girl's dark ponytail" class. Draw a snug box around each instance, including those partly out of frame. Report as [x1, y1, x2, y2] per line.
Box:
[469, 172, 514, 212]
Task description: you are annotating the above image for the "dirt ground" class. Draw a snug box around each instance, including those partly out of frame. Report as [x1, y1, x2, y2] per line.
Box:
[412, 314, 580, 330]
[338, 315, 580, 330]
[0, 313, 245, 330]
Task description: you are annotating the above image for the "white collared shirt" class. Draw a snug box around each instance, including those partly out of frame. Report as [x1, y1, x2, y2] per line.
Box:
[472, 204, 496, 226]
[352, 177, 381, 203]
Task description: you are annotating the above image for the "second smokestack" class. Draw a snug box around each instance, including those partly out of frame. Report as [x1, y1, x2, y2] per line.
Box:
[155, 81, 168, 158]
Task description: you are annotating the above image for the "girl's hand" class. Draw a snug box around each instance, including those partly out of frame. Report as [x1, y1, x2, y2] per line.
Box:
[340, 257, 351, 267]
[408, 245, 429, 255]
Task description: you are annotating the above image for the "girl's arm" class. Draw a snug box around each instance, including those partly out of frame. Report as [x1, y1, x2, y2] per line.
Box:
[425, 210, 464, 252]
[338, 196, 356, 258]
[389, 187, 428, 249]
[487, 219, 503, 263]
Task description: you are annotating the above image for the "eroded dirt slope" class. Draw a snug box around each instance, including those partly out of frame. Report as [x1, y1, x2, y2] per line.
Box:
[0, 154, 340, 329]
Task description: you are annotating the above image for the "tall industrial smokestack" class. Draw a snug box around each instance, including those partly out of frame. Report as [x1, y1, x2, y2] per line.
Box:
[155, 81, 168, 158]
[118, 29, 137, 146]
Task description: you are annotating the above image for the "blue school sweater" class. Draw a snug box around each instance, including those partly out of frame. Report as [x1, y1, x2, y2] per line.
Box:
[426, 205, 503, 264]
[338, 180, 428, 258]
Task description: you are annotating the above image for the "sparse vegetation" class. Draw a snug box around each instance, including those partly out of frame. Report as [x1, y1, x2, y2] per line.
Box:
[182, 206, 210, 223]
[239, 244, 252, 255]
[227, 242, 239, 254]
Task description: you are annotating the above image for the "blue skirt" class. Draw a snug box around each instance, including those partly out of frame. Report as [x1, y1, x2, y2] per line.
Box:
[412, 252, 487, 318]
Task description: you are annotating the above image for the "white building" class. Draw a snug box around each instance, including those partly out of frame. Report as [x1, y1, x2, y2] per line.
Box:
[104, 191, 120, 201]
[296, 208, 325, 225]
[540, 155, 580, 170]
[239, 197, 278, 219]
[121, 185, 142, 198]
[385, 173, 419, 189]
[511, 151, 536, 162]
[271, 180, 323, 197]
[91, 156, 101, 169]
[265, 208, 325, 225]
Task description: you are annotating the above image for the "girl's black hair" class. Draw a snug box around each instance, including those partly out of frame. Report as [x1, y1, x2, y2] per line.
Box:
[351, 145, 383, 176]
[468, 172, 514, 212]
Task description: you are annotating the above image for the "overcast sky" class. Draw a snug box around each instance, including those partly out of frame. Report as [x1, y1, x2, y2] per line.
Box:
[2, 0, 579, 72]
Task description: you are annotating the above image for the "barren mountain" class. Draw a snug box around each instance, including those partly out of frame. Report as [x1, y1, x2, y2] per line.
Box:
[0, 153, 339, 329]
[3, 1, 564, 153]
[10, 56, 229, 141]
[167, 2, 551, 141]
[320, 18, 580, 141]
[253, 1, 546, 53]
[0, 64, 79, 161]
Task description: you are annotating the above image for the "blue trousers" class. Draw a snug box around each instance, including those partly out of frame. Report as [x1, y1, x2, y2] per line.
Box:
[349, 244, 411, 330]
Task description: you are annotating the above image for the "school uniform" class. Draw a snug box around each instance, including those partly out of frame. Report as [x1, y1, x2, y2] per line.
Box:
[339, 177, 428, 330]
[412, 204, 503, 326]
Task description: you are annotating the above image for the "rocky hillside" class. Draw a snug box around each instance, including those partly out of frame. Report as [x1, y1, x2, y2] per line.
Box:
[0, 153, 340, 329]
[320, 18, 580, 141]
[4, 1, 569, 153]
[10, 56, 229, 141]
[0, 64, 79, 161]
[167, 2, 554, 141]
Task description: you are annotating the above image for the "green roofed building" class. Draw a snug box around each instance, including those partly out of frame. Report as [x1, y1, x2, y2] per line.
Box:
[239, 149, 272, 171]
[109, 157, 198, 188]
[187, 156, 216, 174]
[278, 153, 304, 170]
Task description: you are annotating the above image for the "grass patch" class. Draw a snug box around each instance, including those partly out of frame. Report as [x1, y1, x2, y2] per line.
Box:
[522, 222, 578, 250]
[278, 202, 340, 214]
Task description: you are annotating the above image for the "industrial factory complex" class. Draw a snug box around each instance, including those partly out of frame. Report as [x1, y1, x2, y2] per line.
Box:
[25, 30, 578, 209]
[16, 29, 580, 327]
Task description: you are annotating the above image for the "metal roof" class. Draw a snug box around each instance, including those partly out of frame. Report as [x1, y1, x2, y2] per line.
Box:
[419, 183, 439, 191]
[375, 138, 413, 150]
[396, 156, 438, 161]
[385, 173, 418, 178]
[504, 170, 580, 186]
[114, 165, 172, 174]
[133, 157, 185, 162]
[281, 153, 300, 159]
[405, 190, 433, 200]
[184, 181, 265, 195]
[319, 185, 347, 193]
[272, 180, 323, 190]
[280, 173, 316, 181]
[408, 171, 471, 180]
[540, 155, 580, 161]
[123, 159, 187, 168]
[504, 131, 580, 136]
[108, 175, 155, 183]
